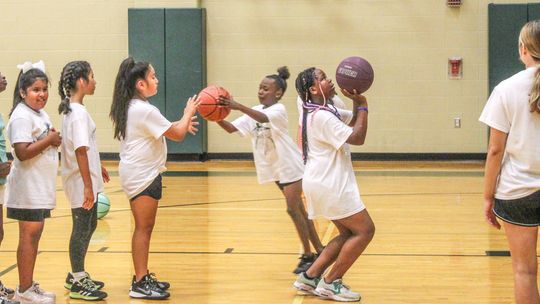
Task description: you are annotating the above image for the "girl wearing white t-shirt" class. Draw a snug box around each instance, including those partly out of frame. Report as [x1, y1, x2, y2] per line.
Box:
[110, 57, 200, 300]
[58, 61, 108, 301]
[7, 63, 61, 304]
[480, 20, 540, 304]
[292, 67, 375, 302]
[216, 67, 324, 274]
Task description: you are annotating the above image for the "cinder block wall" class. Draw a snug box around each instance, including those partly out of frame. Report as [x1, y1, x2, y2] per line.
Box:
[0, 0, 534, 154]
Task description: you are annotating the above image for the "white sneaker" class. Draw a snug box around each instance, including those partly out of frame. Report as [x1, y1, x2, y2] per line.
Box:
[13, 282, 55, 304]
[314, 278, 361, 302]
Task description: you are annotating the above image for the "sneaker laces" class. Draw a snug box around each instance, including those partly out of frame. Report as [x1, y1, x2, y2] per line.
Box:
[31, 282, 46, 295]
[147, 273, 160, 285]
[0, 282, 7, 297]
[143, 275, 159, 290]
[80, 277, 98, 291]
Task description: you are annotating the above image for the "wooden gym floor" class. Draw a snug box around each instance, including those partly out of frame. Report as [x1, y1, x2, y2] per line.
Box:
[0, 160, 520, 303]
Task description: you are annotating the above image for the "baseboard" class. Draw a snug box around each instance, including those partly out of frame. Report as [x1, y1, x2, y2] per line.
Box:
[6, 152, 486, 162]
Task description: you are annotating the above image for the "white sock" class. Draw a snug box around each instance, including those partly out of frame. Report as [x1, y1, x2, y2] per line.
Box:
[72, 271, 87, 282]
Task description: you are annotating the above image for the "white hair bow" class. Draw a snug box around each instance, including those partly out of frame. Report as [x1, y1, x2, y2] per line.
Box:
[16, 60, 46, 74]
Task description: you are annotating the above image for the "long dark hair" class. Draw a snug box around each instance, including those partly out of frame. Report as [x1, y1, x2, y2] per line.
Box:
[110, 57, 151, 140]
[11, 68, 49, 117]
[58, 61, 92, 114]
[266, 66, 290, 98]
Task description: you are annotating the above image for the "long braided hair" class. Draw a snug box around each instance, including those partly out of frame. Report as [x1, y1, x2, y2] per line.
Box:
[295, 67, 341, 164]
[110, 57, 151, 140]
[10, 69, 49, 117]
[58, 61, 92, 114]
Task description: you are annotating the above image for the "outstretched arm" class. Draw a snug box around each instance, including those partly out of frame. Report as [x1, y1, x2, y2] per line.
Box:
[219, 96, 269, 123]
[216, 120, 238, 134]
[163, 95, 201, 142]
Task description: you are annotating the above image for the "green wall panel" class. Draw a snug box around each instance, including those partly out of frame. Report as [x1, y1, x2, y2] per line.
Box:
[488, 4, 527, 94]
[128, 8, 207, 156]
[165, 9, 207, 154]
[128, 9, 166, 114]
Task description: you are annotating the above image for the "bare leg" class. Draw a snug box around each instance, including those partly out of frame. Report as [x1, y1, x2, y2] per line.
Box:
[282, 181, 317, 254]
[130, 196, 158, 281]
[324, 210, 375, 282]
[502, 221, 540, 304]
[17, 221, 45, 291]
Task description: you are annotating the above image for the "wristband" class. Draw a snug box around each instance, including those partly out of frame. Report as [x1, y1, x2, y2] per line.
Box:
[356, 106, 368, 113]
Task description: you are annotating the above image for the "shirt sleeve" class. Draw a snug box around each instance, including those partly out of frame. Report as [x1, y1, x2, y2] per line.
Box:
[70, 116, 90, 151]
[265, 104, 288, 131]
[313, 111, 353, 150]
[8, 117, 33, 144]
[337, 108, 353, 125]
[144, 106, 173, 139]
[479, 87, 510, 133]
[231, 114, 252, 137]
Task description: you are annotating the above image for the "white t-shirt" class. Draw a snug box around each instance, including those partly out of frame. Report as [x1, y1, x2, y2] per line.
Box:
[6, 103, 57, 209]
[479, 67, 540, 199]
[302, 108, 365, 220]
[61, 103, 104, 208]
[297, 95, 346, 125]
[232, 103, 303, 184]
[119, 99, 172, 199]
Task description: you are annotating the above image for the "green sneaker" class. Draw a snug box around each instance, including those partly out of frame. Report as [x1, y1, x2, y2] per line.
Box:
[293, 272, 320, 294]
[69, 277, 108, 301]
[314, 278, 361, 302]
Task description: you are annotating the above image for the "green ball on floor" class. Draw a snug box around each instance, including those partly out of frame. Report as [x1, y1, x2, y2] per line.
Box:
[97, 193, 110, 219]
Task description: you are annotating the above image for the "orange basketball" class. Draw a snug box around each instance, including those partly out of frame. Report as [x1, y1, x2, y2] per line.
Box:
[197, 85, 232, 121]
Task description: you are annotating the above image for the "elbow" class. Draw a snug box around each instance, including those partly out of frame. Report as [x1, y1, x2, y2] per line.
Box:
[347, 134, 366, 146]
[487, 146, 503, 158]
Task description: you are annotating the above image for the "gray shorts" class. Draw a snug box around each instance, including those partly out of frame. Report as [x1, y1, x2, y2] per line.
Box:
[493, 190, 540, 227]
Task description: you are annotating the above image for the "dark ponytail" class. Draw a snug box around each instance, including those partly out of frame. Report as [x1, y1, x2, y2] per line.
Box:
[266, 66, 290, 98]
[10, 69, 49, 117]
[110, 57, 151, 140]
[58, 61, 91, 114]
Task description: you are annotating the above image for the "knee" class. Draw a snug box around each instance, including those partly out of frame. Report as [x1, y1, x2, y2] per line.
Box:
[364, 222, 375, 242]
[136, 222, 155, 235]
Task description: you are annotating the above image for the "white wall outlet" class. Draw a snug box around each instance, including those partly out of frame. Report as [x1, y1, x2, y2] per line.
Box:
[454, 117, 461, 128]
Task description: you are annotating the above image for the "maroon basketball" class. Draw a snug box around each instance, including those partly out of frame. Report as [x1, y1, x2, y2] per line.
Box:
[335, 56, 374, 94]
[197, 85, 232, 122]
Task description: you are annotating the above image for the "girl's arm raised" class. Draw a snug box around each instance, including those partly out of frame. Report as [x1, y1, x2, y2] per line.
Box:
[14, 128, 62, 161]
[163, 95, 201, 142]
[342, 90, 368, 145]
[219, 96, 269, 123]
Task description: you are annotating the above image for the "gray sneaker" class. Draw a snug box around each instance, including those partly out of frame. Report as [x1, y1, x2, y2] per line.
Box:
[293, 272, 320, 294]
[314, 278, 361, 302]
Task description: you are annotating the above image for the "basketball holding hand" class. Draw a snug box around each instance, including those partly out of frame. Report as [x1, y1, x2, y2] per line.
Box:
[184, 94, 201, 135]
[197, 85, 231, 121]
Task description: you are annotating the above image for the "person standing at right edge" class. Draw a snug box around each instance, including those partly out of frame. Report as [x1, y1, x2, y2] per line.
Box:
[480, 20, 540, 304]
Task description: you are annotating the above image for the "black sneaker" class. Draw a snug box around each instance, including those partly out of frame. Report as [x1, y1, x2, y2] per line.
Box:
[69, 277, 108, 301]
[293, 253, 317, 274]
[65, 272, 105, 290]
[148, 272, 170, 291]
[0, 281, 15, 299]
[129, 275, 170, 300]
